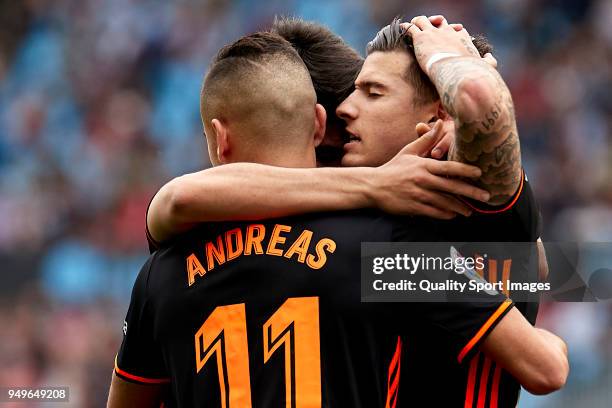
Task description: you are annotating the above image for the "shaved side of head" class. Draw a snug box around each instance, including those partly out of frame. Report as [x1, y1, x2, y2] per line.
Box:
[201, 32, 316, 160]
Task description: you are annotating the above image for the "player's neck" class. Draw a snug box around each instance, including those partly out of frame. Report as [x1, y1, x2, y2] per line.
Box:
[233, 149, 316, 168]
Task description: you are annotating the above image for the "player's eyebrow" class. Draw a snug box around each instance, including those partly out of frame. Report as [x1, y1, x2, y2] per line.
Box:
[355, 79, 388, 91]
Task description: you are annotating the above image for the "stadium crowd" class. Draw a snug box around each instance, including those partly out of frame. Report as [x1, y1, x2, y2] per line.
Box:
[0, 0, 610, 406]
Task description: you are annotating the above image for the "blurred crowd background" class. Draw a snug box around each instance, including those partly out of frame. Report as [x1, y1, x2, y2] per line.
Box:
[0, 0, 611, 406]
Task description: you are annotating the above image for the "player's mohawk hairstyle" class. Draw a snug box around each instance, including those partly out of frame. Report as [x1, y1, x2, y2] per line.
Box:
[201, 30, 315, 142]
[213, 31, 302, 64]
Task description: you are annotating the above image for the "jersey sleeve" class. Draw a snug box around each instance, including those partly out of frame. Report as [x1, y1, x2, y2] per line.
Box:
[115, 254, 170, 384]
[409, 262, 515, 364]
[419, 299, 514, 364]
[460, 169, 526, 214]
[460, 170, 542, 240]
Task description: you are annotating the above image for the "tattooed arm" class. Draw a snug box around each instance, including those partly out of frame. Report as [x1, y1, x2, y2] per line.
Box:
[432, 58, 521, 205]
[406, 17, 522, 205]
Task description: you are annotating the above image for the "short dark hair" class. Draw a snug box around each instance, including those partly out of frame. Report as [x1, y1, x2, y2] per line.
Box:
[367, 17, 493, 106]
[212, 31, 302, 64]
[205, 31, 305, 100]
[201, 31, 315, 144]
[271, 17, 364, 115]
[202, 31, 310, 123]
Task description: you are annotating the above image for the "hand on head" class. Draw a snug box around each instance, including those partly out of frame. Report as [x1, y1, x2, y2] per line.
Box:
[400, 15, 497, 73]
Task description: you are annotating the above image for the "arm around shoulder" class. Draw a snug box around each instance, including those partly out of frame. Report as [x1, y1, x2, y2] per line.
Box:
[146, 163, 377, 244]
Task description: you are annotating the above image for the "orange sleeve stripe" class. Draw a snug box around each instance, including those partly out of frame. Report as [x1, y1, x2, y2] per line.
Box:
[458, 300, 513, 364]
[476, 357, 492, 408]
[464, 354, 479, 408]
[385, 336, 402, 408]
[461, 169, 525, 215]
[114, 355, 170, 385]
[489, 364, 502, 408]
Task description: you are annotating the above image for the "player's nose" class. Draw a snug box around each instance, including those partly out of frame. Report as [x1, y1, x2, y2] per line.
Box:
[336, 93, 358, 122]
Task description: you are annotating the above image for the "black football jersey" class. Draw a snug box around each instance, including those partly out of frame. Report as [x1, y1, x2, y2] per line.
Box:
[393, 171, 543, 408]
[118, 210, 511, 407]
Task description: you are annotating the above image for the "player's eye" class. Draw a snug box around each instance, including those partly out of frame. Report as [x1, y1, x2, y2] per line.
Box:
[367, 92, 383, 98]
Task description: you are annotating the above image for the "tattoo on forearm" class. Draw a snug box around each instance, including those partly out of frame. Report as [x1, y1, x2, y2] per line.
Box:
[430, 57, 522, 204]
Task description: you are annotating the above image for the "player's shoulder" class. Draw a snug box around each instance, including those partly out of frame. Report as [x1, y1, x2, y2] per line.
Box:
[128, 251, 160, 300]
[469, 171, 541, 239]
[462, 170, 538, 217]
[428, 170, 541, 242]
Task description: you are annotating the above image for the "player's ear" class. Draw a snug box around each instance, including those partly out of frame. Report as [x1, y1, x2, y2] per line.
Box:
[313, 103, 327, 147]
[436, 102, 452, 121]
[211, 118, 230, 164]
[425, 101, 447, 127]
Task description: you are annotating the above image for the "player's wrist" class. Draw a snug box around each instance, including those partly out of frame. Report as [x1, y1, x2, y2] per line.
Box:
[363, 166, 388, 209]
[425, 53, 482, 77]
[425, 52, 461, 74]
[338, 167, 375, 208]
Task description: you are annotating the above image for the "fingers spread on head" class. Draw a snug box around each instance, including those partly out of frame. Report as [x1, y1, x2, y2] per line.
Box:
[411, 15, 434, 30]
[459, 27, 472, 39]
[483, 53, 498, 68]
[428, 15, 448, 27]
[404, 23, 421, 38]
[399, 22, 412, 31]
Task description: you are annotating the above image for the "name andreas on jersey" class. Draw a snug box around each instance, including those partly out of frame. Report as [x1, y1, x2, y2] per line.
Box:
[186, 223, 337, 285]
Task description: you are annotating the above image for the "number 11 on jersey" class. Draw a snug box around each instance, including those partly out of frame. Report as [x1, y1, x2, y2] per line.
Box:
[195, 297, 322, 407]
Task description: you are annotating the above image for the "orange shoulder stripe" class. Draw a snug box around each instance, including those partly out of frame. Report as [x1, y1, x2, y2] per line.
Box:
[458, 300, 513, 363]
